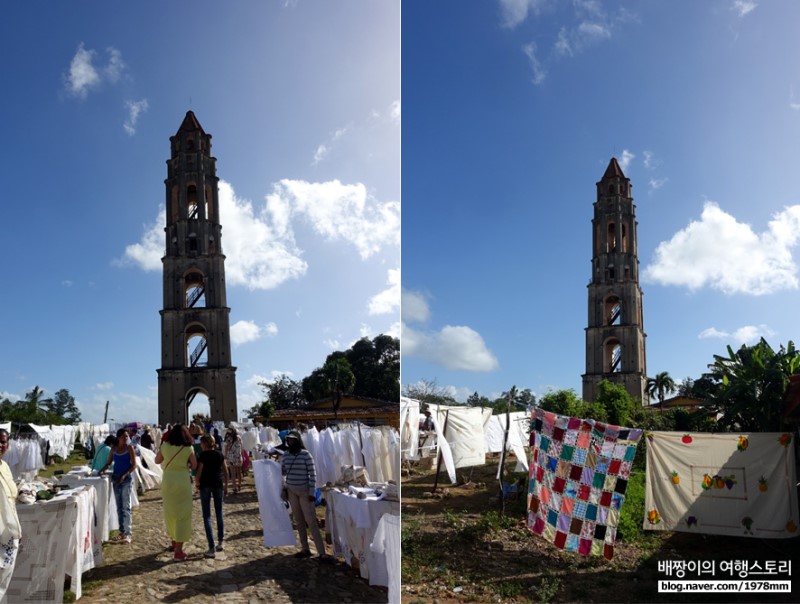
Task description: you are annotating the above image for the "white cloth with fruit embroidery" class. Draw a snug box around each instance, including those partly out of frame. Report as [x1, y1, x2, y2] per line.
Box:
[644, 431, 799, 537]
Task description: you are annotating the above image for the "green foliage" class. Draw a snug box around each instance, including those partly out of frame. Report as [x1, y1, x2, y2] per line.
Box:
[708, 338, 798, 431]
[646, 371, 676, 405]
[617, 470, 645, 541]
[302, 357, 356, 403]
[343, 335, 399, 402]
[466, 391, 492, 407]
[46, 389, 82, 424]
[0, 386, 81, 425]
[595, 380, 636, 426]
[538, 388, 608, 423]
[536, 575, 563, 604]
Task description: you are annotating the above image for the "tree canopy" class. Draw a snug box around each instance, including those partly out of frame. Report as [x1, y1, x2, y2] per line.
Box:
[0, 386, 82, 425]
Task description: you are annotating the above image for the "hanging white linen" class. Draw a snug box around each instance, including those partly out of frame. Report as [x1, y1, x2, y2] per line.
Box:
[253, 459, 295, 546]
[644, 431, 800, 538]
[370, 513, 401, 604]
[400, 397, 420, 460]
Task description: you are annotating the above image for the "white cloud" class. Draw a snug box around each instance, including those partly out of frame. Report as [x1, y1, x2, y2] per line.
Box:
[123, 99, 149, 136]
[699, 324, 774, 344]
[522, 42, 547, 85]
[368, 268, 400, 315]
[312, 126, 349, 165]
[92, 382, 114, 391]
[402, 323, 499, 372]
[64, 44, 127, 99]
[577, 21, 611, 40]
[270, 179, 400, 259]
[265, 322, 278, 337]
[644, 202, 800, 295]
[385, 321, 401, 339]
[499, 0, 544, 28]
[643, 150, 657, 170]
[389, 100, 400, 124]
[731, 0, 757, 18]
[619, 149, 635, 172]
[649, 177, 668, 191]
[65, 43, 100, 98]
[119, 178, 397, 288]
[105, 47, 125, 82]
[61, 280, 73, 287]
[402, 289, 431, 324]
[230, 320, 264, 346]
[324, 338, 340, 349]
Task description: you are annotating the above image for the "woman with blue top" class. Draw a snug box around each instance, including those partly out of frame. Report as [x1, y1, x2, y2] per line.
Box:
[99, 428, 137, 544]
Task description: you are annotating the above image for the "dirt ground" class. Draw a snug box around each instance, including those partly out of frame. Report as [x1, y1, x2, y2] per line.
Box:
[401, 455, 799, 604]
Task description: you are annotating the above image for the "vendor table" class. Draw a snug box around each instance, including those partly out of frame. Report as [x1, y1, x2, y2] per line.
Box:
[325, 489, 400, 587]
[57, 474, 111, 542]
[8, 486, 102, 603]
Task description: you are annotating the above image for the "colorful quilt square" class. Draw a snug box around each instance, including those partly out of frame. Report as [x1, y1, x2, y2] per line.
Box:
[527, 408, 641, 560]
[623, 445, 637, 462]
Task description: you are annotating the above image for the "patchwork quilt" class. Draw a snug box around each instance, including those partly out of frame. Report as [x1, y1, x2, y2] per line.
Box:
[526, 409, 642, 560]
[644, 431, 799, 538]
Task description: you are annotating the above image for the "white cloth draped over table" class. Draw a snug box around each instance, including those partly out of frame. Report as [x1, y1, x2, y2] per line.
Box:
[325, 489, 400, 587]
[370, 513, 400, 604]
[252, 460, 295, 547]
[9, 486, 101, 603]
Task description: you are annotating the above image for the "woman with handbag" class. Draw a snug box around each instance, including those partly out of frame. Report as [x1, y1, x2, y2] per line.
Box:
[155, 423, 197, 561]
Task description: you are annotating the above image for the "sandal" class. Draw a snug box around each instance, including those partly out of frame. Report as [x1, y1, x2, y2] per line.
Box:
[294, 550, 312, 559]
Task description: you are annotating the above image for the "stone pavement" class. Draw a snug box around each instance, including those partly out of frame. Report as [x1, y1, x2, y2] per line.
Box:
[79, 477, 388, 603]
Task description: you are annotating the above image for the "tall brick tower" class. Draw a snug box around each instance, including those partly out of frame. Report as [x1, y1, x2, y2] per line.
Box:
[157, 111, 237, 424]
[582, 158, 648, 404]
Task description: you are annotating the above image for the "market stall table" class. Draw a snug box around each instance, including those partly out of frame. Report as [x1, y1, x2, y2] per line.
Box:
[325, 487, 400, 587]
[7, 485, 102, 603]
[57, 474, 111, 542]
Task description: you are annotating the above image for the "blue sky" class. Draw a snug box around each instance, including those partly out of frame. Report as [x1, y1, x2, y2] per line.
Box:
[402, 0, 800, 403]
[0, 1, 399, 424]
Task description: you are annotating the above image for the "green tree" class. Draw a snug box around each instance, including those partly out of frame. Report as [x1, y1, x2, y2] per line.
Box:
[465, 391, 492, 408]
[46, 389, 82, 424]
[646, 371, 676, 406]
[302, 358, 356, 411]
[538, 389, 608, 423]
[343, 335, 400, 402]
[595, 380, 636, 426]
[708, 338, 800, 431]
[260, 374, 306, 410]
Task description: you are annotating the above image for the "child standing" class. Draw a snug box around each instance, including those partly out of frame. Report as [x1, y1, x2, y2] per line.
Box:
[195, 434, 228, 558]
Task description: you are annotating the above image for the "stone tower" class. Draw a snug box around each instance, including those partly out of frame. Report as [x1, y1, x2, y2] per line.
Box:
[157, 111, 237, 425]
[582, 157, 648, 405]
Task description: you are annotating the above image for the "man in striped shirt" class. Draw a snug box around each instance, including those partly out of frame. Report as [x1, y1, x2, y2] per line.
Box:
[281, 431, 331, 561]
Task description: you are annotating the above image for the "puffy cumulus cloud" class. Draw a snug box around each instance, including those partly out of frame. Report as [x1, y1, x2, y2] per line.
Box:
[368, 268, 400, 315]
[499, 0, 545, 28]
[64, 44, 127, 99]
[522, 42, 547, 85]
[643, 202, 800, 295]
[402, 323, 499, 372]
[119, 179, 396, 288]
[269, 179, 399, 259]
[402, 289, 431, 324]
[231, 320, 267, 346]
[123, 99, 149, 136]
[699, 324, 774, 344]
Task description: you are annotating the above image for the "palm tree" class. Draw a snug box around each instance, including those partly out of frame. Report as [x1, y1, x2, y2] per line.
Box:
[646, 372, 676, 407]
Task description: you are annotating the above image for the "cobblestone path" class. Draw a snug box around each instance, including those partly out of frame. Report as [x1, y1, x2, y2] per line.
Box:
[79, 477, 387, 603]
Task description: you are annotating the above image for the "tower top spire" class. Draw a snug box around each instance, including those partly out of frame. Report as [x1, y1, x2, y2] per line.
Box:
[177, 110, 206, 135]
[602, 157, 625, 180]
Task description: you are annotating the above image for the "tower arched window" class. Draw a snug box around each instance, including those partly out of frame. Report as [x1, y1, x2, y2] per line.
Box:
[186, 324, 208, 368]
[604, 295, 621, 326]
[187, 185, 198, 219]
[184, 271, 206, 308]
[604, 338, 622, 373]
[607, 222, 616, 252]
[621, 224, 628, 253]
[608, 184, 615, 195]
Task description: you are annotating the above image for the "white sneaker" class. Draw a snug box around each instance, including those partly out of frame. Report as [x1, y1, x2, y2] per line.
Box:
[204, 548, 216, 558]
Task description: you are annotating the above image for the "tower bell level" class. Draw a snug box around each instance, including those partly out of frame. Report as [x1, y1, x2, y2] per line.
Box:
[157, 111, 238, 425]
[582, 158, 648, 405]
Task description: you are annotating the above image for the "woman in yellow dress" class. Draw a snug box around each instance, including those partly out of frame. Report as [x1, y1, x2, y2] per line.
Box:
[0, 428, 21, 599]
[155, 423, 197, 561]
